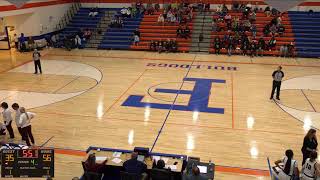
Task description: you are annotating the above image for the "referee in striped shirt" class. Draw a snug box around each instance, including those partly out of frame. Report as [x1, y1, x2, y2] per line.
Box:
[270, 66, 284, 100]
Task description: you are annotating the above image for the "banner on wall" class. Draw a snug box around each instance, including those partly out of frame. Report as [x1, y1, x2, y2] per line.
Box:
[264, 0, 306, 12]
[6, 0, 31, 8]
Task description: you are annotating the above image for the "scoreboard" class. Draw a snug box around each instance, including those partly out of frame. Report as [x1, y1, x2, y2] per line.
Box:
[1, 149, 54, 178]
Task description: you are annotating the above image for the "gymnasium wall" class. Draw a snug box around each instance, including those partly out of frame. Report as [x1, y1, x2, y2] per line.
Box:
[0, 0, 73, 37]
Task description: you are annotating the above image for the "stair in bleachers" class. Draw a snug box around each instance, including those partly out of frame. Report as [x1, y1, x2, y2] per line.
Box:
[98, 12, 143, 50]
[130, 10, 194, 52]
[190, 11, 213, 53]
[209, 11, 295, 56]
[86, 10, 117, 48]
[59, 8, 105, 47]
[289, 11, 320, 58]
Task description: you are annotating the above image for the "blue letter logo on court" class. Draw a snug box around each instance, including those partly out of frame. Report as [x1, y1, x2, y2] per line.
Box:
[122, 78, 225, 114]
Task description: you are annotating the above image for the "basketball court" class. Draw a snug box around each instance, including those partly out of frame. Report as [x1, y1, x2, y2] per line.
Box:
[1, 48, 320, 179]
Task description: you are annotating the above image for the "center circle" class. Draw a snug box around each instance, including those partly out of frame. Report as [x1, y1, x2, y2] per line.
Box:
[147, 82, 211, 103]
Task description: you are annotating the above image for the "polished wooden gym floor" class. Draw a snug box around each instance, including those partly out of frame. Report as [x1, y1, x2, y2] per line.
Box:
[1, 48, 320, 180]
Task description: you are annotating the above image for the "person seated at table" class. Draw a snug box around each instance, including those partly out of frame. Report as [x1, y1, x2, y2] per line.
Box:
[84, 153, 108, 173]
[183, 166, 207, 180]
[151, 159, 172, 180]
[123, 152, 147, 179]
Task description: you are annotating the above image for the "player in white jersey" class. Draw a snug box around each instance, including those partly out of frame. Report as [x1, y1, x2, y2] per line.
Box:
[301, 151, 320, 180]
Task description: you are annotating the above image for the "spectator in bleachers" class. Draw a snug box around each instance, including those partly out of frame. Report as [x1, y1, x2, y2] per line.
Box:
[83, 29, 92, 40]
[280, 44, 288, 57]
[170, 39, 178, 53]
[146, 3, 155, 15]
[149, 40, 156, 51]
[212, 20, 218, 32]
[133, 34, 140, 46]
[232, 1, 240, 12]
[184, 25, 191, 39]
[278, 24, 285, 37]
[271, 8, 279, 17]
[287, 42, 295, 57]
[258, 37, 266, 56]
[270, 24, 277, 36]
[88, 7, 99, 17]
[268, 36, 277, 50]
[133, 28, 140, 38]
[243, 19, 251, 32]
[84, 153, 107, 173]
[155, 3, 160, 12]
[121, 7, 128, 18]
[251, 24, 257, 39]
[263, 24, 271, 36]
[250, 40, 257, 57]
[214, 37, 221, 55]
[227, 35, 233, 56]
[177, 25, 183, 37]
[123, 152, 147, 179]
[272, 149, 299, 180]
[241, 38, 249, 56]
[158, 40, 165, 53]
[249, 11, 256, 23]
[158, 14, 165, 25]
[74, 35, 82, 49]
[264, 6, 271, 17]
[224, 14, 232, 23]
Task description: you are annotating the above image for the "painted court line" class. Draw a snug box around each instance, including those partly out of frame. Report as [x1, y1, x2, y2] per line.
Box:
[231, 73, 235, 129]
[150, 55, 197, 152]
[47, 53, 320, 68]
[301, 89, 317, 112]
[40, 136, 54, 147]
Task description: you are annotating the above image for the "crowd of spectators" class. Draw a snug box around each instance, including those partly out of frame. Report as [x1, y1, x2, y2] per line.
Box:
[210, 2, 294, 57]
[157, 3, 194, 25]
[149, 39, 178, 53]
[58, 28, 92, 50]
[176, 25, 191, 39]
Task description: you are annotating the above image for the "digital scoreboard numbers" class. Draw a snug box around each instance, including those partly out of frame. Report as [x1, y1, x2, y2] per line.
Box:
[1, 149, 54, 178]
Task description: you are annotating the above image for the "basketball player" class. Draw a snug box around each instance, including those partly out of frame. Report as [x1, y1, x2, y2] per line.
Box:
[33, 49, 42, 74]
[12, 103, 23, 139]
[19, 107, 35, 146]
[270, 66, 284, 100]
[301, 151, 320, 180]
[272, 149, 299, 180]
[1, 102, 14, 139]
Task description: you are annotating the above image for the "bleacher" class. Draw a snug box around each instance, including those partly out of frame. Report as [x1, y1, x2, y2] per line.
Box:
[98, 11, 143, 50]
[209, 11, 295, 56]
[130, 10, 194, 52]
[59, 8, 104, 47]
[289, 11, 320, 58]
